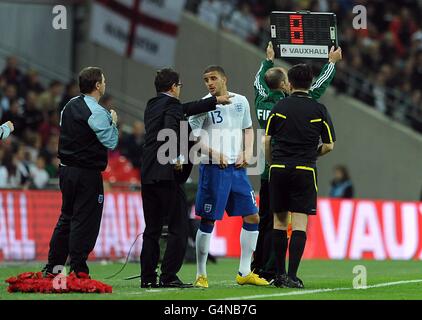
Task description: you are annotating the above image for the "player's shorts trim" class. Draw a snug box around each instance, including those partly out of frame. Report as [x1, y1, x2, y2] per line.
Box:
[295, 166, 318, 191]
[269, 164, 286, 179]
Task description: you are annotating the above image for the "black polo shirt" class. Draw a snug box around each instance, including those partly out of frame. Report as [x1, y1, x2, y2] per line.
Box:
[265, 91, 336, 166]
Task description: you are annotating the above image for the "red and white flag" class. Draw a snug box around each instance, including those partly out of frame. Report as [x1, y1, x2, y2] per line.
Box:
[90, 0, 186, 68]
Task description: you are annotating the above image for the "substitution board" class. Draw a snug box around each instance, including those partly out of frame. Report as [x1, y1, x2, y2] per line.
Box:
[270, 11, 338, 59]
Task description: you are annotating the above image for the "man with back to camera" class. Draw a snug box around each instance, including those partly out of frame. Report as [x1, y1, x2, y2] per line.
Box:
[252, 42, 342, 280]
[42, 67, 119, 276]
[140, 68, 233, 288]
[189, 65, 269, 288]
[265, 64, 336, 288]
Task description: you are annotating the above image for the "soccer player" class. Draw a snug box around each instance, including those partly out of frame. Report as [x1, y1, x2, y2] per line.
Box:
[252, 42, 342, 280]
[265, 64, 336, 288]
[189, 65, 268, 288]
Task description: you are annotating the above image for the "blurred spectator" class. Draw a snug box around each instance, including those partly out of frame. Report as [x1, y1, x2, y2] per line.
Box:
[0, 75, 6, 96]
[329, 165, 354, 199]
[1, 56, 23, 86]
[197, 0, 227, 30]
[38, 79, 64, 114]
[198, 0, 236, 29]
[39, 110, 60, 147]
[30, 155, 49, 189]
[15, 144, 32, 189]
[119, 120, 145, 169]
[2, 151, 20, 188]
[23, 91, 44, 132]
[0, 144, 32, 189]
[389, 7, 418, 57]
[1, 98, 25, 138]
[39, 135, 59, 178]
[25, 132, 42, 163]
[19, 69, 44, 98]
[223, 2, 258, 42]
[0, 84, 19, 114]
[255, 16, 271, 48]
[59, 80, 79, 112]
[410, 50, 422, 90]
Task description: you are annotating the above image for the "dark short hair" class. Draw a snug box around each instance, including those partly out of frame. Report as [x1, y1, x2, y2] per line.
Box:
[79, 67, 104, 94]
[265, 68, 286, 90]
[288, 64, 313, 90]
[154, 68, 180, 93]
[203, 65, 226, 77]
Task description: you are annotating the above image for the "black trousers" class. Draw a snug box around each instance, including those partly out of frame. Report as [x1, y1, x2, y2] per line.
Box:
[251, 179, 274, 272]
[45, 166, 104, 274]
[140, 181, 189, 283]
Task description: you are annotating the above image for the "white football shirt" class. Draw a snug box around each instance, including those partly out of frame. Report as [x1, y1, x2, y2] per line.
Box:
[189, 92, 253, 164]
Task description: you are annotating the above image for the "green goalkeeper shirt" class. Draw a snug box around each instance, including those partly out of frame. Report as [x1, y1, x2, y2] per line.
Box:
[254, 59, 336, 180]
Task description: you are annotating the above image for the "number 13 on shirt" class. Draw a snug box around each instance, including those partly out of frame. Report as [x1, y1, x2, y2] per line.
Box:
[211, 110, 223, 124]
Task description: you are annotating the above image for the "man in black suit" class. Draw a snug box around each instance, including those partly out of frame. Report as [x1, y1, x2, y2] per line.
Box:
[140, 68, 232, 288]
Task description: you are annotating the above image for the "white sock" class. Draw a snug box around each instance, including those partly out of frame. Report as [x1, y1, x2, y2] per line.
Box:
[196, 229, 211, 277]
[238, 227, 259, 276]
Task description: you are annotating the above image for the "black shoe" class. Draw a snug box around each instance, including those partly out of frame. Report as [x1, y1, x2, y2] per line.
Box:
[141, 281, 159, 288]
[273, 274, 289, 288]
[159, 277, 193, 288]
[285, 276, 304, 289]
[259, 270, 276, 283]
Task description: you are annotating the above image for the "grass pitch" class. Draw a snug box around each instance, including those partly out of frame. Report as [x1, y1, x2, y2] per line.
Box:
[1, 259, 422, 300]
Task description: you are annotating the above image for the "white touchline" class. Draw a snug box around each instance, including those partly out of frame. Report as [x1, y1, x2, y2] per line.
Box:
[114, 280, 237, 295]
[221, 279, 422, 300]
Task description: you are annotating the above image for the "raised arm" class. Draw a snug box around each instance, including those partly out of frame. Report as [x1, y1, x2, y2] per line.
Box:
[254, 42, 275, 102]
[309, 46, 342, 100]
[183, 97, 217, 116]
[182, 95, 233, 117]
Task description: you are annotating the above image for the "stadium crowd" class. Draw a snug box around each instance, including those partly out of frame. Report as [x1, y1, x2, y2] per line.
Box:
[0, 56, 144, 189]
[186, 0, 422, 133]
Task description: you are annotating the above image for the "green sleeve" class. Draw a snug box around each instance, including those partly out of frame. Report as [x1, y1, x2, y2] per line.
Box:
[309, 62, 336, 100]
[254, 59, 274, 102]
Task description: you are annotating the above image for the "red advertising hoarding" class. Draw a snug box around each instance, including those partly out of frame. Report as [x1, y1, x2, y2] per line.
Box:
[1, 190, 421, 261]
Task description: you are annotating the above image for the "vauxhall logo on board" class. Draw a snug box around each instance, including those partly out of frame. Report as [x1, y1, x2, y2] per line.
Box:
[280, 44, 329, 59]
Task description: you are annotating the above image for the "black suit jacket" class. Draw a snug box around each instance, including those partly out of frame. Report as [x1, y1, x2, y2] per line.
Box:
[141, 93, 217, 184]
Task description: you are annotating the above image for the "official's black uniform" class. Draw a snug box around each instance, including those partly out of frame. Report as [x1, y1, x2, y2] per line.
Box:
[266, 92, 335, 214]
[141, 93, 218, 285]
[44, 94, 118, 275]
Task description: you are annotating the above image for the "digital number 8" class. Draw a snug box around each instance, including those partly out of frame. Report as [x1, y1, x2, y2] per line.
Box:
[290, 15, 304, 44]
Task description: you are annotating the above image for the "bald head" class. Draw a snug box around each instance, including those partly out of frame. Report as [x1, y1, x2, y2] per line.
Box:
[264, 67, 288, 91]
